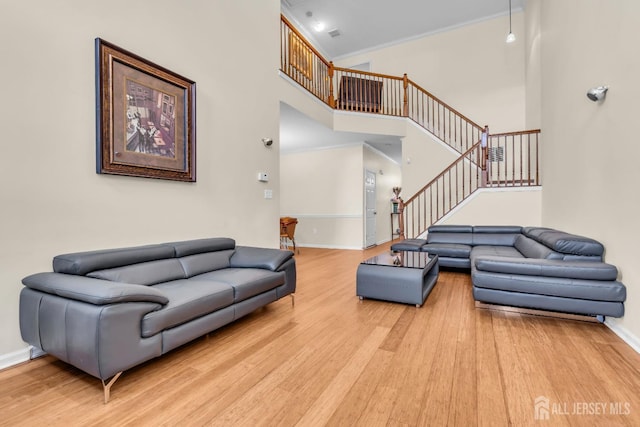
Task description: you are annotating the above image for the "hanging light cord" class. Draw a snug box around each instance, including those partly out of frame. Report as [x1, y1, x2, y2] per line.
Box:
[509, 0, 512, 33]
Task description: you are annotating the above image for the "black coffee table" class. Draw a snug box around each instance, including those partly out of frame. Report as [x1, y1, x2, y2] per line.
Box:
[356, 251, 439, 307]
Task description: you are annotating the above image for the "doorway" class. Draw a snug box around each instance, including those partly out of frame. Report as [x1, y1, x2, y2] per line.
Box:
[364, 169, 377, 248]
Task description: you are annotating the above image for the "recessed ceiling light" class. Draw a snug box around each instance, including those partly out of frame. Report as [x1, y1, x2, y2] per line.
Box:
[313, 21, 326, 32]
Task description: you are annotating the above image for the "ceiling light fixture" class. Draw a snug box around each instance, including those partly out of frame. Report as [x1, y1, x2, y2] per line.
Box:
[305, 11, 325, 33]
[506, 0, 516, 43]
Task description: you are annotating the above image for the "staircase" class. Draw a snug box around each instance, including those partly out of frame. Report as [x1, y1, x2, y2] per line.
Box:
[280, 15, 541, 239]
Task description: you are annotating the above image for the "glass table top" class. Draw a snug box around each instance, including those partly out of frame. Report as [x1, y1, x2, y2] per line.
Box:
[361, 251, 434, 269]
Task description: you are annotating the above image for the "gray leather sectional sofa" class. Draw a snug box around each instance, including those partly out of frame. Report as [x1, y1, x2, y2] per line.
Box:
[392, 225, 626, 318]
[19, 237, 296, 402]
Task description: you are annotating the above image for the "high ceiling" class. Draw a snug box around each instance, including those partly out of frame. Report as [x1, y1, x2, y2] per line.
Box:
[279, 0, 524, 163]
[281, 0, 523, 59]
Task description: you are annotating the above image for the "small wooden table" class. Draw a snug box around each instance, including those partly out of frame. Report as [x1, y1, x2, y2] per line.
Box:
[356, 251, 439, 307]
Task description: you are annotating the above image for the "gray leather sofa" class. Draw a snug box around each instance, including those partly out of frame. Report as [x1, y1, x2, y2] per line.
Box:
[392, 225, 626, 318]
[19, 237, 296, 402]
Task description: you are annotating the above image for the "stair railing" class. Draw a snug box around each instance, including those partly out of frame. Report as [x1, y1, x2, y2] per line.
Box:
[280, 15, 484, 154]
[401, 128, 541, 238]
[405, 78, 484, 153]
[402, 141, 484, 239]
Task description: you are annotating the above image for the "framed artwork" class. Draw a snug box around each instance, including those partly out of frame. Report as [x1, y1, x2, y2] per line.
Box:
[289, 33, 313, 80]
[95, 38, 196, 181]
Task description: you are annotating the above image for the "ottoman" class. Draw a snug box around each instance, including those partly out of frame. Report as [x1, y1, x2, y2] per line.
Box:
[356, 251, 439, 307]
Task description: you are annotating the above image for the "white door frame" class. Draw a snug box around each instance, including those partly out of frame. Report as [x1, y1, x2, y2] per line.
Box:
[364, 169, 377, 248]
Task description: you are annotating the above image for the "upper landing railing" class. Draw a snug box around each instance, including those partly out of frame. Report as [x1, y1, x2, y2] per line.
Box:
[280, 15, 483, 154]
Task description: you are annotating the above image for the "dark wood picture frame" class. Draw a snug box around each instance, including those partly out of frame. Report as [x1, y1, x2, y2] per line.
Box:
[95, 38, 196, 181]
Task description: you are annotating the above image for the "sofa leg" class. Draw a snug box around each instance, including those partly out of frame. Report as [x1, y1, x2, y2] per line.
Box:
[290, 293, 295, 307]
[101, 371, 123, 404]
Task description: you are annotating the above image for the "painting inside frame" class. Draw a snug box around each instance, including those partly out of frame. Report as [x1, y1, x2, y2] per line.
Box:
[96, 38, 196, 181]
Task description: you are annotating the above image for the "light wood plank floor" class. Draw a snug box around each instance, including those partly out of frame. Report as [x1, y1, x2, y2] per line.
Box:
[1, 244, 640, 426]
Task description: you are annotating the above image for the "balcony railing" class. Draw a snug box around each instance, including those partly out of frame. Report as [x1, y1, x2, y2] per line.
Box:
[280, 15, 483, 155]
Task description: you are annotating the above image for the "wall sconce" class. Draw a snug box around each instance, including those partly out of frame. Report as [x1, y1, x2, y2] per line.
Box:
[506, 0, 516, 43]
[586, 86, 608, 102]
[262, 137, 273, 147]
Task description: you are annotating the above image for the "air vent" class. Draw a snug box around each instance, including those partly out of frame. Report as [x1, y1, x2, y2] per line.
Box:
[488, 147, 504, 162]
[328, 28, 341, 38]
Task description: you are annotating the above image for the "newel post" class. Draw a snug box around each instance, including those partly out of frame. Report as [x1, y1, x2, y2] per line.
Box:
[328, 61, 336, 108]
[402, 73, 409, 117]
[481, 125, 489, 187]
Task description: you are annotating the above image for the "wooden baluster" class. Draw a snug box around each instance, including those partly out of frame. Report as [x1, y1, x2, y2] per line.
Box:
[402, 74, 409, 117]
[328, 61, 335, 108]
[481, 125, 489, 187]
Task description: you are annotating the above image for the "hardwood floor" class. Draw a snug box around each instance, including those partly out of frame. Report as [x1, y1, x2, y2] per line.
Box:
[2, 244, 640, 426]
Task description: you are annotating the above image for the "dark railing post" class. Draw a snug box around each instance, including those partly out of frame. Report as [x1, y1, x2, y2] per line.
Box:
[402, 73, 409, 117]
[328, 61, 336, 108]
[481, 125, 489, 187]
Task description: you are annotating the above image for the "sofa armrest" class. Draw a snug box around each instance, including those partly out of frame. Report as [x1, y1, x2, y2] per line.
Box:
[474, 257, 619, 281]
[22, 273, 169, 305]
[229, 246, 294, 271]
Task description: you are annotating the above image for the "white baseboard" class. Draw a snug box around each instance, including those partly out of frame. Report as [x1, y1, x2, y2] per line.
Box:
[0, 347, 31, 371]
[296, 243, 363, 250]
[604, 319, 640, 354]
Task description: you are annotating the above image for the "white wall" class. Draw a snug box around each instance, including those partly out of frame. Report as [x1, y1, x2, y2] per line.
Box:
[401, 123, 461, 198]
[279, 144, 401, 249]
[0, 0, 281, 364]
[537, 0, 640, 347]
[439, 188, 542, 228]
[280, 146, 364, 249]
[524, 0, 542, 130]
[334, 13, 527, 134]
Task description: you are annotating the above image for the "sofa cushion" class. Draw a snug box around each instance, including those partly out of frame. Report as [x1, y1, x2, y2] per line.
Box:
[22, 272, 170, 305]
[474, 257, 619, 281]
[391, 239, 426, 252]
[194, 268, 285, 302]
[423, 243, 471, 259]
[514, 235, 562, 259]
[428, 225, 473, 233]
[472, 225, 523, 234]
[471, 245, 523, 260]
[472, 271, 626, 302]
[179, 250, 234, 278]
[169, 238, 236, 257]
[87, 259, 187, 286]
[230, 246, 293, 271]
[427, 232, 473, 245]
[53, 244, 175, 276]
[142, 280, 234, 337]
[523, 227, 604, 257]
[472, 233, 520, 247]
